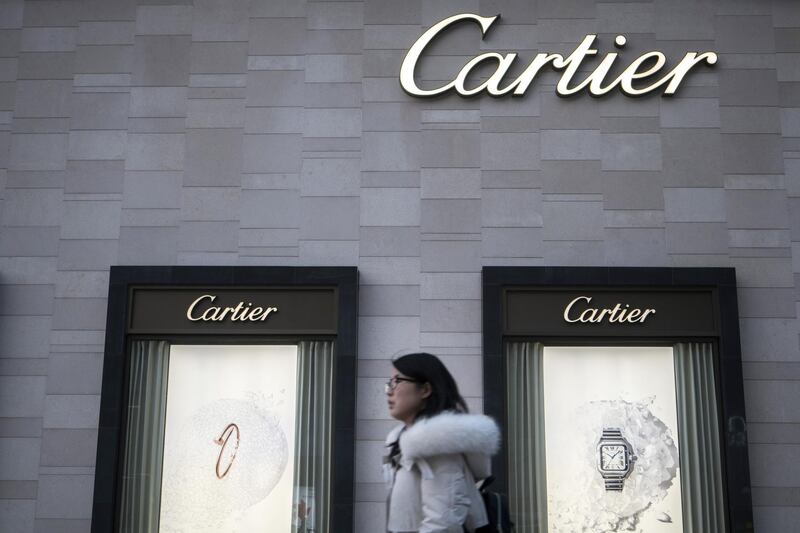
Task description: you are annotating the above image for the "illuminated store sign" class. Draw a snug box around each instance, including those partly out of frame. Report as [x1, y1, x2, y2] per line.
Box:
[401, 13, 718, 98]
[563, 296, 656, 324]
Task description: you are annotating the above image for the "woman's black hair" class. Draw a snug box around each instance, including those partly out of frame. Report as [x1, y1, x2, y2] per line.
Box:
[392, 352, 469, 419]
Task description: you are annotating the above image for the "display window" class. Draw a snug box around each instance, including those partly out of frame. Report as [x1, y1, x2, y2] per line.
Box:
[91, 267, 358, 533]
[483, 267, 753, 533]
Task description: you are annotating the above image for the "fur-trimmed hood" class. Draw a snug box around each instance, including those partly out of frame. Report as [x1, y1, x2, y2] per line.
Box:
[386, 411, 501, 460]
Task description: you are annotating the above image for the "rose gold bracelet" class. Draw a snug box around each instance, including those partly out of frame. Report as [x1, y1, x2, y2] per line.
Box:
[214, 422, 240, 479]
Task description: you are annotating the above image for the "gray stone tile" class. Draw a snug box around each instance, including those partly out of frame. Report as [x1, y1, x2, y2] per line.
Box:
[660, 98, 720, 129]
[181, 186, 239, 222]
[0, 316, 51, 358]
[52, 298, 107, 331]
[421, 130, 480, 168]
[125, 133, 184, 171]
[242, 134, 301, 173]
[0, 284, 52, 316]
[422, 199, 480, 234]
[720, 106, 781, 134]
[666, 223, 728, 254]
[305, 54, 362, 83]
[0, 438, 40, 480]
[601, 133, 661, 171]
[68, 131, 126, 161]
[178, 221, 238, 252]
[56, 240, 118, 270]
[16, 52, 74, 80]
[727, 190, 789, 229]
[14, 80, 71, 118]
[299, 197, 359, 240]
[122, 171, 181, 208]
[482, 227, 543, 258]
[364, 0, 420, 24]
[663, 188, 726, 223]
[132, 35, 190, 86]
[722, 134, 784, 174]
[359, 226, 420, 257]
[420, 299, 480, 332]
[480, 132, 540, 171]
[135, 5, 192, 36]
[420, 240, 480, 272]
[543, 200, 605, 241]
[362, 132, 420, 171]
[192, 0, 249, 42]
[249, 18, 306, 55]
[301, 158, 359, 196]
[421, 168, 480, 199]
[358, 316, 420, 359]
[190, 42, 246, 74]
[129, 87, 186, 118]
[77, 21, 134, 46]
[720, 69, 779, 106]
[61, 200, 121, 240]
[117, 226, 178, 265]
[40, 429, 97, 467]
[661, 128, 723, 187]
[309, 2, 363, 30]
[246, 71, 304, 107]
[482, 189, 542, 227]
[34, 474, 93, 519]
[9, 133, 67, 171]
[359, 285, 419, 317]
[717, 16, 775, 54]
[70, 93, 129, 131]
[304, 108, 361, 138]
[240, 189, 298, 228]
[541, 129, 601, 160]
[46, 354, 102, 395]
[0, 500, 35, 532]
[65, 160, 121, 195]
[0, 377, 46, 418]
[1, 188, 62, 226]
[75, 44, 131, 74]
[360, 188, 420, 227]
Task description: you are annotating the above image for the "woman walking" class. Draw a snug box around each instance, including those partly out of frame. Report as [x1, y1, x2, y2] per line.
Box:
[383, 352, 500, 533]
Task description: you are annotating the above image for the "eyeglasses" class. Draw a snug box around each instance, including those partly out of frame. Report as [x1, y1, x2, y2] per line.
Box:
[385, 376, 419, 393]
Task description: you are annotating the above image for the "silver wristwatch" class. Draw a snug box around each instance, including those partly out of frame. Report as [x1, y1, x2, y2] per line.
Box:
[597, 427, 637, 491]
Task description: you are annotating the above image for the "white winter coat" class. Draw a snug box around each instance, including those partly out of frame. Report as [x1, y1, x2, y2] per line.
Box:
[383, 411, 501, 533]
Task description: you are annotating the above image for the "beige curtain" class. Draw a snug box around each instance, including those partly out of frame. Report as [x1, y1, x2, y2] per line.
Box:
[674, 342, 727, 533]
[118, 340, 170, 532]
[505, 341, 548, 533]
[292, 340, 335, 533]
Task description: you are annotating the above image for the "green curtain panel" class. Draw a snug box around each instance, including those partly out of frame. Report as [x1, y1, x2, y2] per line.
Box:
[118, 340, 171, 532]
[674, 342, 727, 533]
[506, 341, 548, 533]
[292, 340, 335, 533]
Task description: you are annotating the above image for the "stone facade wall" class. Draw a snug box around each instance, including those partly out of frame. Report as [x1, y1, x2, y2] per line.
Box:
[0, 0, 798, 531]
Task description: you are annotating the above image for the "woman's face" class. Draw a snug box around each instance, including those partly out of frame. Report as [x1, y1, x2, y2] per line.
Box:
[386, 368, 431, 424]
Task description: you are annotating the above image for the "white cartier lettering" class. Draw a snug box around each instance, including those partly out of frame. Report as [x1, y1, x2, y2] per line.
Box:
[563, 296, 656, 324]
[400, 13, 717, 98]
[186, 294, 279, 322]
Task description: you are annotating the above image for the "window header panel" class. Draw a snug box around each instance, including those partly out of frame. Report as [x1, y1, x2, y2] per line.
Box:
[504, 287, 717, 338]
[128, 286, 338, 335]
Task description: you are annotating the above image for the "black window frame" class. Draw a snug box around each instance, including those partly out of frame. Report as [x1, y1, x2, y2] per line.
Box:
[482, 266, 753, 533]
[91, 266, 358, 533]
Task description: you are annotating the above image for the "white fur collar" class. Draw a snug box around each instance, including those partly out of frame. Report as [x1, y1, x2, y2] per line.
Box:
[386, 411, 500, 460]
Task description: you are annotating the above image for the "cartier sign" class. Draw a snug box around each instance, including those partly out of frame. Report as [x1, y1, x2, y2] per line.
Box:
[128, 287, 337, 335]
[400, 13, 718, 98]
[563, 296, 656, 324]
[186, 294, 278, 322]
[504, 289, 717, 337]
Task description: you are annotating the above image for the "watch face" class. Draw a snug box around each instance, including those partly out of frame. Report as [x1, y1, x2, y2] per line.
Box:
[599, 444, 628, 471]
